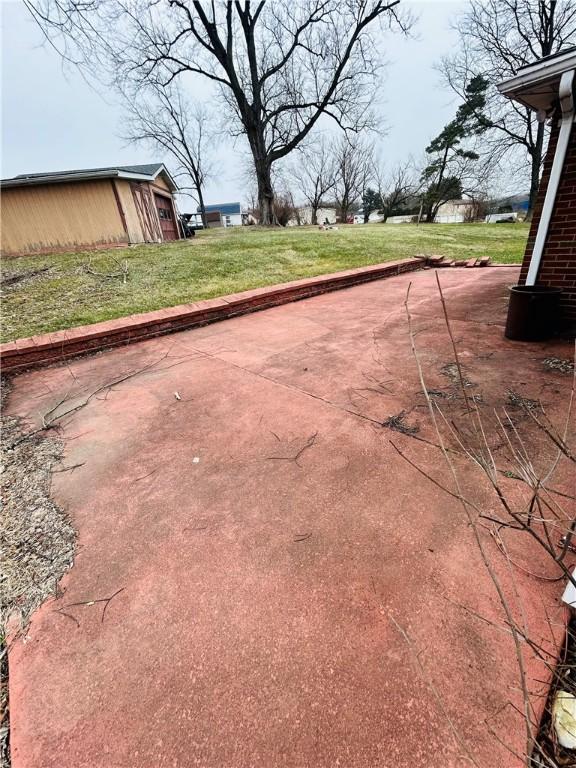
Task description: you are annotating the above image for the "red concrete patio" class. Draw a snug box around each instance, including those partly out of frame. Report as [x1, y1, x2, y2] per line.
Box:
[6, 266, 574, 768]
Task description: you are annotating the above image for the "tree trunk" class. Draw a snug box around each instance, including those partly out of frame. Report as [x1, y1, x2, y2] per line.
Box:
[527, 121, 545, 221]
[311, 204, 318, 226]
[196, 184, 208, 229]
[255, 159, 276, 225]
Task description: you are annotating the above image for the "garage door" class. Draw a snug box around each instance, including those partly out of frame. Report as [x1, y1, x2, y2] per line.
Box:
[154, 194, 178, 241]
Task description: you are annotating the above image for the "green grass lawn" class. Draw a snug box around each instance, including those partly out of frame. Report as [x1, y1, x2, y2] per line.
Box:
[1, 222, 528, 342]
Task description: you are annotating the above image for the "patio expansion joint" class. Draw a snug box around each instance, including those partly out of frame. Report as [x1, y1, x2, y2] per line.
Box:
[192, 345, 445, 458]
[198, 348, 385, 428]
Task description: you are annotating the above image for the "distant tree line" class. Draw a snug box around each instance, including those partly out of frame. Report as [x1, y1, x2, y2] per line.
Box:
[25, 0, 576, 223]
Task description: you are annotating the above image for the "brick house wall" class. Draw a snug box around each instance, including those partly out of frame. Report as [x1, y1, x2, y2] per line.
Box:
[520, 119, 576, 331]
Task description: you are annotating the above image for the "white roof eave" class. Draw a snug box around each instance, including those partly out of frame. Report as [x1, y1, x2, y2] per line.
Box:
[498, 51, 576, 112]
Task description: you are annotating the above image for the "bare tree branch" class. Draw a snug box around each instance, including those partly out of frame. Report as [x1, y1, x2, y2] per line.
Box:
[24, 0, 413, 223]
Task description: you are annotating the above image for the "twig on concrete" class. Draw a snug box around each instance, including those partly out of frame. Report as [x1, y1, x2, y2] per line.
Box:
[382, 410, 419, 435]
[132, 468, 159, 483]
[62, 587, 125, 624]
[53, 610, 81, 628]
[403, 280, 535, 757]
[267, 432, 318, 467]
[389, 614, 481, 767]
[9, 350, 177, 448]
[52, 462, 85, 474]
[435, 272, 476, 421]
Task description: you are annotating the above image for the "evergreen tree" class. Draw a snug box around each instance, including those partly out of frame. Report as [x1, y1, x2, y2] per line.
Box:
[421, 76, 488, 222]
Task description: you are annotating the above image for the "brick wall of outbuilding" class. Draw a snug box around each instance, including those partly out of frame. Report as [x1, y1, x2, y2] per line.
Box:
[520, 119, 576, 332]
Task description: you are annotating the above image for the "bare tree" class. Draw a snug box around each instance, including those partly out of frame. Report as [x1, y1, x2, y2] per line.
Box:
[375, 160, 417, 221]
[439, 0, 576, 217]
[25, 0, 412, 225]
[290, 138, 337, 225]
[334, 135, 374, 223]
[122, 83, 215, 226]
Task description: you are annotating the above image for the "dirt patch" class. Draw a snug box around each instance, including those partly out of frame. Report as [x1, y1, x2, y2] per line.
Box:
[440, 362, 475, 388]
[542, 357, 575, 375]
[506, 389, 541, 412]
[382, 410, 420, 435]
[0, 266, 51, 290]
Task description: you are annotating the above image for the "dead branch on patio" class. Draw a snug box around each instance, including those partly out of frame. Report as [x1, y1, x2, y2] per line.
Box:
[389, 614, 482, 768]
[60, 587, 125, 624]
[131, 468, 159, 483]
[52, 462, 85, 473]
[435, 271, 476, 420]
[396, 277, 576, 765]
[267, 432, 318, 467]
[8, 348, 180, 448]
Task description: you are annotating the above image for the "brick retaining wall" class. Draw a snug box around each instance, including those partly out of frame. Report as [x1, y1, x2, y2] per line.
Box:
[1, 258, 424, 373]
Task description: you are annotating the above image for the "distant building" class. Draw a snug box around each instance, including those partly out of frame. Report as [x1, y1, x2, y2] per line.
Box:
[288, 206, 337, 226]
[199, 202, 243, 227]
[1, 163, 180, 257]
[435, 198, 476, 223]
[387, 197, 490, 224]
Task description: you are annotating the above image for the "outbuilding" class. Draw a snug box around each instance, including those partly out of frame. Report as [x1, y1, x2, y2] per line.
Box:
[200, 202, 243, 227]
[0, 163, 181, 257]
[499, 47, 576, 335]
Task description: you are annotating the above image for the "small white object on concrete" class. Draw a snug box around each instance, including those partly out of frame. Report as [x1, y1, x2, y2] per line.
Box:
[192, 457, 200, 464]
[552, 691, 576, 749]
[561, 569, 576, 610]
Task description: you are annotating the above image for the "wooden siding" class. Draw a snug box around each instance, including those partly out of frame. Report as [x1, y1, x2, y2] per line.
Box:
[115, 179, 146, 244]
[151, 175, 171, 193]
[1, 180, 129, 257]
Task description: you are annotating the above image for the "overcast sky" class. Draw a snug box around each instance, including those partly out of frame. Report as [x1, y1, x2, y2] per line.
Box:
[2, 0, 467, 207]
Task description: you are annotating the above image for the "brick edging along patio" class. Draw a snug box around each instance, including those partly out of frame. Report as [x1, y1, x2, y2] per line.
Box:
[1, 256, 505, 373]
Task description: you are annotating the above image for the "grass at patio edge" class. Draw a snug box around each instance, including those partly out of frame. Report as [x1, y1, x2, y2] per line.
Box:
[1, 222, 528, 342]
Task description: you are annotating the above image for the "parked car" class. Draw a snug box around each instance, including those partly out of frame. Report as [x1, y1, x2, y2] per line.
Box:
[179, 213, 205, 237]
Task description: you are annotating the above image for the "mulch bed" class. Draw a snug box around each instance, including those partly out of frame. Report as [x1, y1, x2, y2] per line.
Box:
[0, 377, 76, 766]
